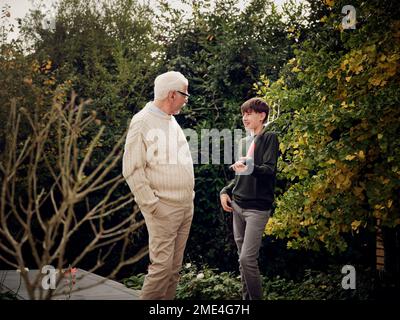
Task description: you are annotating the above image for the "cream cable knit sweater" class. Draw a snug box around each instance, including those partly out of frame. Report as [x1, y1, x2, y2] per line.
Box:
[122, 102, 195, 214]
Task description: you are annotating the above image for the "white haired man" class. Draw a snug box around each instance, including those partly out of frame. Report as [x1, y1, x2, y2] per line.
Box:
[122, 71, 194, 300]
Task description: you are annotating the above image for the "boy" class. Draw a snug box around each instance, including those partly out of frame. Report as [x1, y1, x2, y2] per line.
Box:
[220, 97, 279, 300]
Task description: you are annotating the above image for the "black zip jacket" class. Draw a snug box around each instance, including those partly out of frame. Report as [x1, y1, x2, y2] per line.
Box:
[220, 129, 279, 211]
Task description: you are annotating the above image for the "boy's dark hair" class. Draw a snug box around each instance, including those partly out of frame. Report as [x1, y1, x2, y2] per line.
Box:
[240, 97, 269, 123]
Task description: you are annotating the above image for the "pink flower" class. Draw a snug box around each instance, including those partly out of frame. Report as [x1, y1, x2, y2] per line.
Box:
[64, 267, 77, 276]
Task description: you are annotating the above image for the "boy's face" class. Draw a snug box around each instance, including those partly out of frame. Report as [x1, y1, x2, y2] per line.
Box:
[242, 109, 266, 130]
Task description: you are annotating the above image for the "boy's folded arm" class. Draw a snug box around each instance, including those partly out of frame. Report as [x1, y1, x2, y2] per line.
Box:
[252, 161, 276, 176]
[220, 178, 236, 197]
[251, 133, 279, 177]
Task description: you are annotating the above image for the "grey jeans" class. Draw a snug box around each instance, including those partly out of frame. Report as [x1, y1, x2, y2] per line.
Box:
[231, 200, 271, 300]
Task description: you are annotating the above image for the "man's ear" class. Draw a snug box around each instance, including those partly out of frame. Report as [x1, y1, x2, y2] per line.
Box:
[260, 112, 267, 123]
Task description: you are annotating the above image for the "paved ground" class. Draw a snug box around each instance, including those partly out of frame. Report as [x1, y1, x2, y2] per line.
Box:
[0, 268, 140, 300]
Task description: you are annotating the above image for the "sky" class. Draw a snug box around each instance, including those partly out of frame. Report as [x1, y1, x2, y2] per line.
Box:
[0, 0, 292, 42]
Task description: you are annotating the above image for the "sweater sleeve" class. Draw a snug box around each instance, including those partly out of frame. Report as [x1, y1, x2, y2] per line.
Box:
[220, 177, 236, 197]
[122, 120, 159, 214]
[251, 132, 279, 177]
[220, 137, 246, 197]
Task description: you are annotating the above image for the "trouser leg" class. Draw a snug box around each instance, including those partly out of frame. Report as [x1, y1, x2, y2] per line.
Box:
[239, 209, 270, 300]
[140, 201, 192, 300]
[232, 201, 250, 299]
[164, 204, 194, 300]
[232, 201, 270, 300]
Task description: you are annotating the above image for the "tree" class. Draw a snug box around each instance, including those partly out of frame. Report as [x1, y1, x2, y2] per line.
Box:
[262, 0, 400, 264]
[18, 0, 161, 159]
[155, 0, 306, 269]
[0, 0, 163, 279]
[0, 95, 147, 300]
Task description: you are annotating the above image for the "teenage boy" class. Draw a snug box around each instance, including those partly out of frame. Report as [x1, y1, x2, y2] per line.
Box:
[220, 97, 279, 300]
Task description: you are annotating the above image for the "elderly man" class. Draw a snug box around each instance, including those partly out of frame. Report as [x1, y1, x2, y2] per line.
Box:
[122, 71, 194, 300]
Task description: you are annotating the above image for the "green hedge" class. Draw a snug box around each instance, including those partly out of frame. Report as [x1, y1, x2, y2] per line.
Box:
[123, 263, 374, 300]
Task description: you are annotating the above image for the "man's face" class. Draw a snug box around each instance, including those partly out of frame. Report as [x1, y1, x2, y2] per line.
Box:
[242, 109, 266, 130]
[171, 85, 189, 114]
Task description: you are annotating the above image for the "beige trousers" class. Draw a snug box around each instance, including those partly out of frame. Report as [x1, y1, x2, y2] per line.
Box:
[140, 200, 194, 300]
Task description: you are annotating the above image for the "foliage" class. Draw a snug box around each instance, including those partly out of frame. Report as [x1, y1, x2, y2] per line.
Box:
[0, 95, 146, 299]
[175, 263, 242, 300]
[18, 0, 160, 160]
[2, 0, 399, 284]
[263, 266, 373, 300]
[1, 0, 158, 277]
[261, 0, 400, 254]
[123, 263, 242, 300]
[0, 291, 19, 300]
[122, 272, 145, 291]
[156, 0, 307, 271]
[123, 263, 374, 300]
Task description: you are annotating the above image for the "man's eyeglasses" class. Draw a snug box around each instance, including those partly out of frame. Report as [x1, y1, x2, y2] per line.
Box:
[177, 90, 190, 98]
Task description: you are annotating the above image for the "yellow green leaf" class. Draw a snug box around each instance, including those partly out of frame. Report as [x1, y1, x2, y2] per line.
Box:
[355, 65, 363, 74]
[351, 220, 361, 230]
[324, 0, 335, 7]
[279, 142, 286, 153]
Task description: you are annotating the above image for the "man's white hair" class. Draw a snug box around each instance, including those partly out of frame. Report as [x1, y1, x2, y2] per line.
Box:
[154, 71, 188, 100]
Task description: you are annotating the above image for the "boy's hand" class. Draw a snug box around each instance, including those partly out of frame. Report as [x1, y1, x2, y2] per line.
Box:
[220, 194, 233, 212]
[230, 157, 248, 173]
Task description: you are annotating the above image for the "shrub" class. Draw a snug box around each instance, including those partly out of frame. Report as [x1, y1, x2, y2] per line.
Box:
[176, 263, 242, 300]
[263, 266, 373, 300]
[123, 264, 374, 300]
[122, 273, 145, 291]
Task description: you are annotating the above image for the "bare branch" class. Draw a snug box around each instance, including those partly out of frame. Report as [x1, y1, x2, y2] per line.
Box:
[0, 94, 146, 299]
